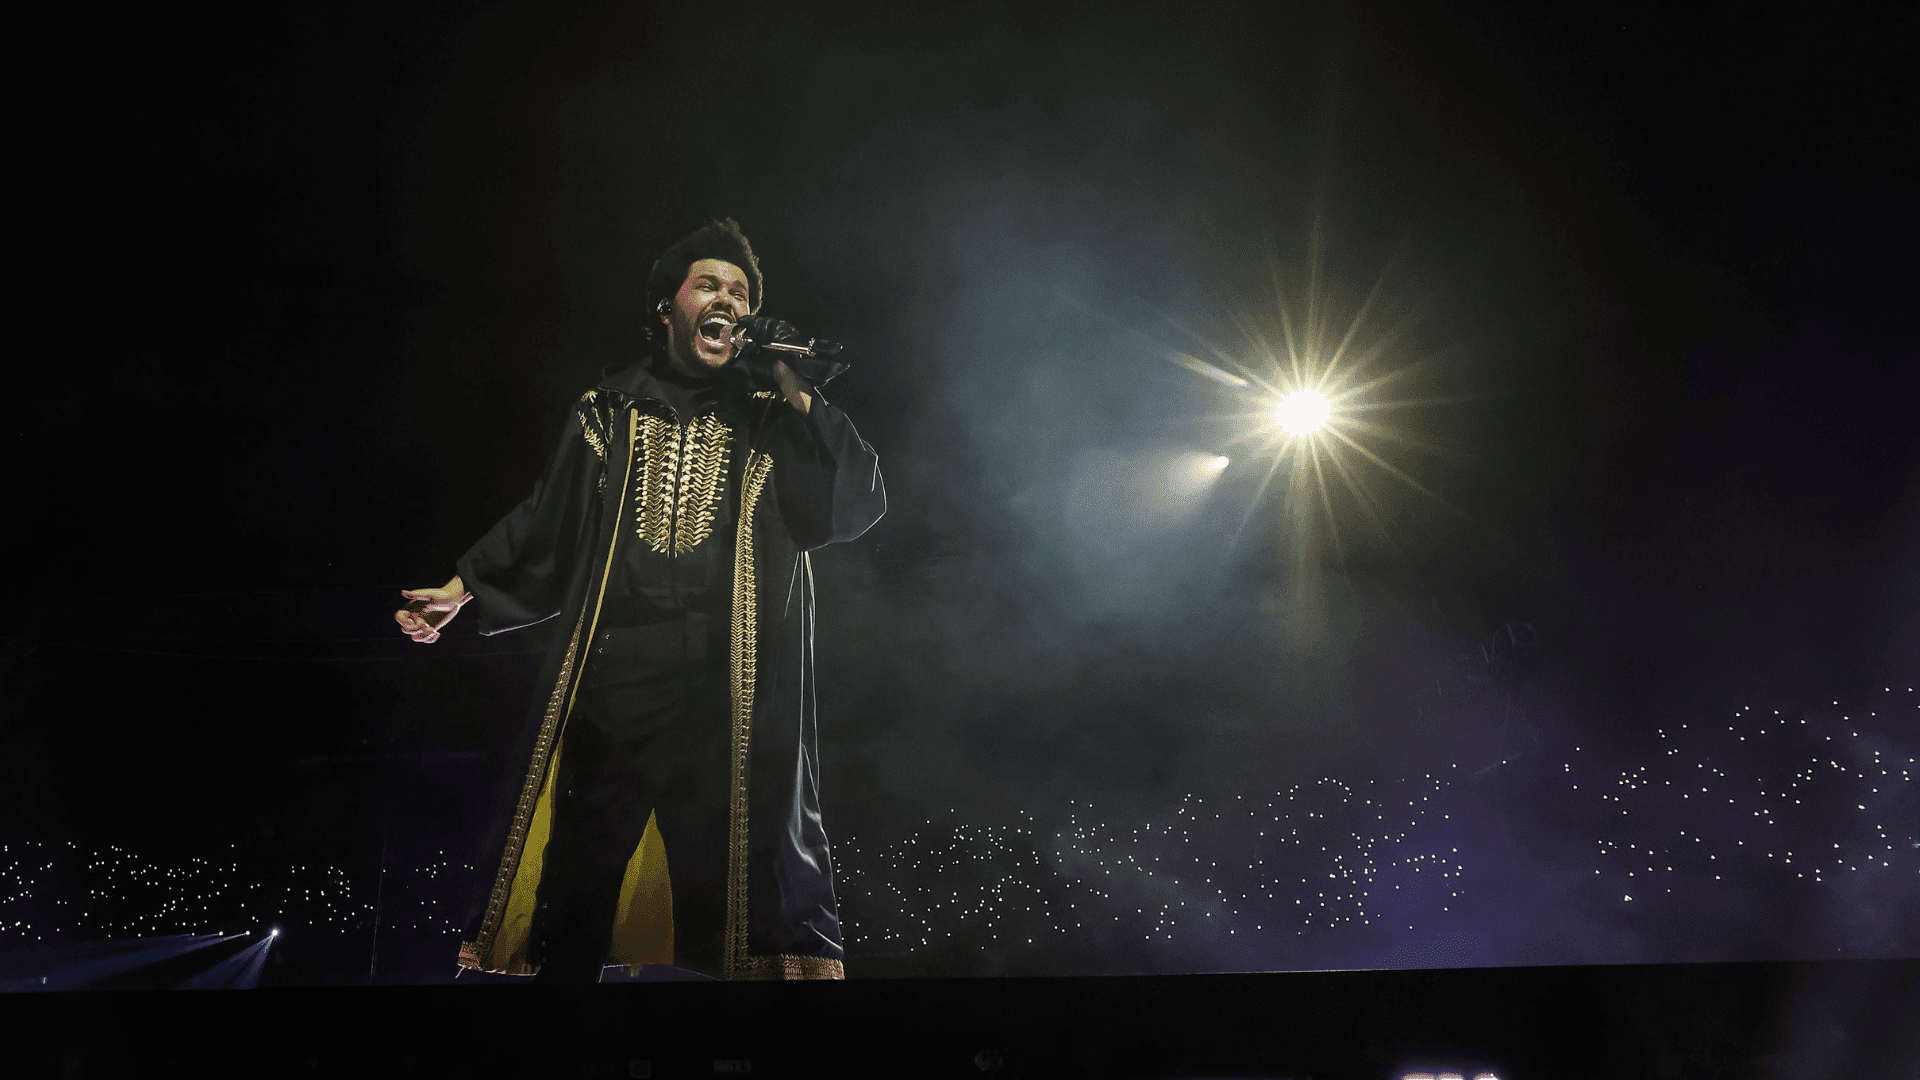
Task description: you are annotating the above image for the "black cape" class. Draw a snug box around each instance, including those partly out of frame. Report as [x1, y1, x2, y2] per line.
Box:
[450, 358, 885, 979]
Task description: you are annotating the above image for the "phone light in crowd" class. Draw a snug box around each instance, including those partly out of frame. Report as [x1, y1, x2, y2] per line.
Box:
[1274, 389, 1330, 435]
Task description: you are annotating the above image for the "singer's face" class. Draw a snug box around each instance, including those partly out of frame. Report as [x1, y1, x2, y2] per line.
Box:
[662, 258, 751, 377]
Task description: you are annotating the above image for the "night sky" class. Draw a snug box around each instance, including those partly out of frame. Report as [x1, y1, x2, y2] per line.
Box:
[2, 1, 1914, 986]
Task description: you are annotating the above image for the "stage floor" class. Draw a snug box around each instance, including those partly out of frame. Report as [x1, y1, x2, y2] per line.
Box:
[5, 959, 1916, 1079]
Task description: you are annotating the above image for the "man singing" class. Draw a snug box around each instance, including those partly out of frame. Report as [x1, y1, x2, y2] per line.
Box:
[394, 218, 885, 982]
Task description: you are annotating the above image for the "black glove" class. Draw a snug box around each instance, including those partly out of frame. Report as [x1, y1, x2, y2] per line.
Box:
[731, 315, 851, 390]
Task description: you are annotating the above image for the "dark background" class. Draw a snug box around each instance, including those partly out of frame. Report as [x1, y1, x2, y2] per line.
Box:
[2, 0, 1914, 986]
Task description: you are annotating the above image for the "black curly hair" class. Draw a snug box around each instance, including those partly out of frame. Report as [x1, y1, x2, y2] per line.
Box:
[644, 218, 763, 351]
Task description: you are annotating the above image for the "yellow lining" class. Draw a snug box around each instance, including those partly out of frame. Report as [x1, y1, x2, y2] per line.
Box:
[610, 813, 675, 970]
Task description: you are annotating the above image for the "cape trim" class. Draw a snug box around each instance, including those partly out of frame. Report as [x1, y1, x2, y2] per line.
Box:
[736, 954, 845, 980]
[722, 449, 773, 980]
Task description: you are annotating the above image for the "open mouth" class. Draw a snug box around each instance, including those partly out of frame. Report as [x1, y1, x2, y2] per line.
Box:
[697, 314, 734, 351]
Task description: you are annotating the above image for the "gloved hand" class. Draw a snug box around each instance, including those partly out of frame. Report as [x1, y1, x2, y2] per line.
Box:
[731, 315, 850, 389]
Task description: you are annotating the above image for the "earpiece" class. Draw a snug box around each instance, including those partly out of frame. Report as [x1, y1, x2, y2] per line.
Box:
[655, 297, 672, 317]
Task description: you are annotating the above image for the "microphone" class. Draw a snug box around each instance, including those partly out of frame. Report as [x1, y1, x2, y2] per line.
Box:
[724, 314, 842, 358]
[725, 314, 850, 388]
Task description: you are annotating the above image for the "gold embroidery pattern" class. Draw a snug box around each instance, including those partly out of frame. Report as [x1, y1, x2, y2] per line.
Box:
[635, 415, 681, 553]
[460, 607, 587, 969]
[722, 449, 773, 980]
[577, 409, 606, 463]
[672, 414, 732, 554]
[632, 412, 734, 555]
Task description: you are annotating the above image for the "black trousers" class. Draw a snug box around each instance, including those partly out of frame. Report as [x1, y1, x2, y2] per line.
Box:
[530, 615, 732, 983]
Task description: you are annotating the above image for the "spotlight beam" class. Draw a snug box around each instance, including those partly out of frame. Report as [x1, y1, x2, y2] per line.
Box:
[0, 933, 231, 992]
[182, 934, 275, 990]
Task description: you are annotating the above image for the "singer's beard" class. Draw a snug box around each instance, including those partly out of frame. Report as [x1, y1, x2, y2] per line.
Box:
[667, 316, 735, 377]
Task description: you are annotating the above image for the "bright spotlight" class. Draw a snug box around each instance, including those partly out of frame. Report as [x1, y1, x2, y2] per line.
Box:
[1160, 243, 1484, 582]
[1275, 390, 1330, 435]
[1210, 455, 1230, 470]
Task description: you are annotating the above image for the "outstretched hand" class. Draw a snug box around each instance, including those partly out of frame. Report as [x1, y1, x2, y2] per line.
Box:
[395, 577, 471, 643]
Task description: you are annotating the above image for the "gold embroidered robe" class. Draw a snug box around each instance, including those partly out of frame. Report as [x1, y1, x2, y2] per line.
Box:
[449, 360, 885, 979]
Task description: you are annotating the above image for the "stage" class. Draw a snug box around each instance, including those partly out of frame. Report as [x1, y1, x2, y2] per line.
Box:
[6, 959, 1915, 1078]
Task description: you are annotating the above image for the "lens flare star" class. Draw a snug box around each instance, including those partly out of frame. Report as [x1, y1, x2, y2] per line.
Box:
[1158, 241, 1488, 579]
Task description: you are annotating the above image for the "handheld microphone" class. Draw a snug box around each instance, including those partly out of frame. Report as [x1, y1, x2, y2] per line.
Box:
[723, 315, 840, 357]
[725, 315, 849, 386]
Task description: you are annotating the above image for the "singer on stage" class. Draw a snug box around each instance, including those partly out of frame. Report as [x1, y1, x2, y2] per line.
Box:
[394, 218, 886, 982]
